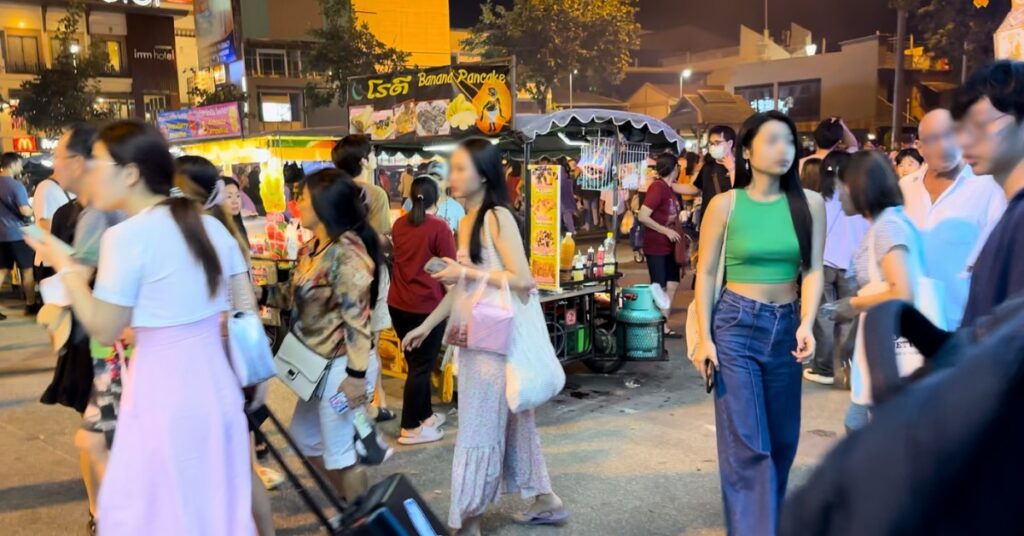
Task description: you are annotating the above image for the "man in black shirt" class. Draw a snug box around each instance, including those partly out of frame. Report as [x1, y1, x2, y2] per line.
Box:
[691, 125, 736, 225]
[952, 60, 1024, 326]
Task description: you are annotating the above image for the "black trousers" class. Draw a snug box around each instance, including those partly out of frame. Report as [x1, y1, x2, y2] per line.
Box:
[389, 306, 446, 430]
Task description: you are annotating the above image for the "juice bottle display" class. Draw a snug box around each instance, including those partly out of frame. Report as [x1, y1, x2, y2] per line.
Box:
[560, 232, 575, 270]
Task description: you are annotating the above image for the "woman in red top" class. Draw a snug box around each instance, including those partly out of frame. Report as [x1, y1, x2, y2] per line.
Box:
[637, 153, 684, 337]
[388, 176, 457, 444]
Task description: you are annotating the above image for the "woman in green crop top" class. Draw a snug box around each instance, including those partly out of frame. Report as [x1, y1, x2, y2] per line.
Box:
[691, 111, 825, 535]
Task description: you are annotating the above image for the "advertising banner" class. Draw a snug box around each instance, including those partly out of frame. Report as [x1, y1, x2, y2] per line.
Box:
[195, 0, 238, 68]
[529, 165, 562, 291]
[347, 63, 514, 142]
[157, 102, 242, 142]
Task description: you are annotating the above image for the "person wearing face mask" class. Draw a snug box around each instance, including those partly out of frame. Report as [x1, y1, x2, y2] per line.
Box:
[692, 111, 825, 536]
[898, 109, 1006, 329]
[692, 126, 737, 225]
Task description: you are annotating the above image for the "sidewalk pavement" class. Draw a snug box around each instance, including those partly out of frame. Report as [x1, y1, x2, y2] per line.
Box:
[0, 264, 850, 536]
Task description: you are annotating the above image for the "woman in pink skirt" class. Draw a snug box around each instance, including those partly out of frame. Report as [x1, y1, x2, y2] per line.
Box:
[404, 139, 568, 535]
[28, 121, 261, 535]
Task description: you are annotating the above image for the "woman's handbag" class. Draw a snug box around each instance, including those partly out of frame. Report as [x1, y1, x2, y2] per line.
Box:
[274, 331, 330, 401]
[443, 271, 514, 355]
[505, 289, 566, 413]
[226, 310, 277, 388]
[686, 191, 735, 360]
[850, 211, 947, 405]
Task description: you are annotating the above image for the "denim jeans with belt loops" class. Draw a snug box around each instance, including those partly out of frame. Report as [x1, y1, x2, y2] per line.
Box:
[712, 289, 802, 536]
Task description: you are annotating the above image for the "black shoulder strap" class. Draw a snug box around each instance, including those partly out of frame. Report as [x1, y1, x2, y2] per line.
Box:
[43, 177, 72, 202]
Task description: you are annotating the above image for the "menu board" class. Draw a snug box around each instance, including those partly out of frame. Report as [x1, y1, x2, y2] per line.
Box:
[529, 165, 562, 291]
[157, 102, 242, 142]
[347, 63, 514, 142]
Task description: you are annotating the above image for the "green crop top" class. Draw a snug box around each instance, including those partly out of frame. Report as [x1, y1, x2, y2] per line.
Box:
[724, 189, 802, 283]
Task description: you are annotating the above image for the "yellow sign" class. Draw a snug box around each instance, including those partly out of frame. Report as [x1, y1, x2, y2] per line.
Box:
[529, 165, 561, 291]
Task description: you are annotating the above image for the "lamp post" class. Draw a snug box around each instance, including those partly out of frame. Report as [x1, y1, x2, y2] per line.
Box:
[679, 68, 692, 98]
[569, 69, 578, 109]
[69, 42, 80, 68]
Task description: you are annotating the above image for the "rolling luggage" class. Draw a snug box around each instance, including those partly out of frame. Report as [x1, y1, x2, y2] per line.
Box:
[251, 408, 450, 535]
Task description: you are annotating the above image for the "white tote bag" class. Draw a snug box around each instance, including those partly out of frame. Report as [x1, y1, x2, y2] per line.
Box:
[505, 289, 566, 413]
[851, 211, 947, 405]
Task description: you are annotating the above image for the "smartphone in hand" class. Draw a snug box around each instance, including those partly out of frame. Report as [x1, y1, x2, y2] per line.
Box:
[21, 224, 75, 256]
[424, 257, 447, 275]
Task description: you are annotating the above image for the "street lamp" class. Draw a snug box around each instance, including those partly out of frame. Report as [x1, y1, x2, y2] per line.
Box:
[69, 43, 81, 55]
[805, 43, 818, 56]
[679, 68, 692, 98]
[569, 69, 578, 109]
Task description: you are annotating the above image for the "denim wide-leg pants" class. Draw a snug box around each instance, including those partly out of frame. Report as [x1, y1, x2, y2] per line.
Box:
[712, 289, 802, 536]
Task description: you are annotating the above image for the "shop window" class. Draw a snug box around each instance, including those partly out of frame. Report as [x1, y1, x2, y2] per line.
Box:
[736, 84, 775, 114]
[144, 95, 169, 122]
[94, 36, 126, 75]
[287, 50, 302, 77]
[777, 79, 822, 122]
[7, 34, 41, 73]
[96, 96, 134, 120]
[259, 92, 301, 122]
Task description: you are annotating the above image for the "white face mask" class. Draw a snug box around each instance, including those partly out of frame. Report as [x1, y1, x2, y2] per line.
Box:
[709, 144, 730, 161]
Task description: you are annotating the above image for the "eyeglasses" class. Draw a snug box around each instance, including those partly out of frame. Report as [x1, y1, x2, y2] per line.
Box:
[955, 113, 1014, 143]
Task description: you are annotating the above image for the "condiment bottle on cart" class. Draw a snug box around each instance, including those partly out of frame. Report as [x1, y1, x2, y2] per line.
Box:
[595, 245, 605, 278]
[560, 232, 575, 282]
[603, 232, 617, 275]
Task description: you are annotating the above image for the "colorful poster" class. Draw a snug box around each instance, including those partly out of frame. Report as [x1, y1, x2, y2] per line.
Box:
[529, 165, 561, 291]
[347, 63, 514, 142]
[157, 102, 242, 142]
[195, 0, 238, 68]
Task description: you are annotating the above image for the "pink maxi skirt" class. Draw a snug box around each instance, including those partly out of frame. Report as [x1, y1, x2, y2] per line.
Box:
[97, 315, 255, 536]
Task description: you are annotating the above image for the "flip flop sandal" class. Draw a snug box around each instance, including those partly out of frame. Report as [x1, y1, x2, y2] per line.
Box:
[374, 408, 397, 423]
[512, 509, 570, 526]
[664, 329, 683, 339]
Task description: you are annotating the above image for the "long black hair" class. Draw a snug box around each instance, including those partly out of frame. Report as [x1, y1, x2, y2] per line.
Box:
[821, 150, 851, 201]
[331, 134, 371, 177]
[304, 168, 381, 304]
[460, 138, 510, 265]
[408, 175, 439, 227]
[174, 155, 249, 259]
[734, 111, 814, 270]
[99, 120, 223, 296]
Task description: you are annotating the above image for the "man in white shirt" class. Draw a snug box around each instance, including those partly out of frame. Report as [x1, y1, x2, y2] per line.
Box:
[900, 109, 1006, 329]
[32, 168, 75, 271]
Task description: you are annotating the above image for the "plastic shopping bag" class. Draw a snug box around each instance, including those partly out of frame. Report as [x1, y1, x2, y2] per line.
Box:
[505, 290, 566, 413]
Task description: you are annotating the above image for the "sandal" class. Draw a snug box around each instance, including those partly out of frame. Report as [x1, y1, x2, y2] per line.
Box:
[633, 251, 645, 263]
[374, 408, 396, 423]
[512, 508, 571, 526]
[664, 329, 683, 339]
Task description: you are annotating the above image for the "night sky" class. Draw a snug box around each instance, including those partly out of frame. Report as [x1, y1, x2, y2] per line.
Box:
[449, 0, 897, 48]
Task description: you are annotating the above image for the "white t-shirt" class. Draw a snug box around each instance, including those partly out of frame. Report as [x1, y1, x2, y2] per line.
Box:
[93, 205, 248, 328]
[32, 178, 74, 223]
[899, 164, 1006, 328]
[600, 189, 627, 216]
[823, 195, 870, 271]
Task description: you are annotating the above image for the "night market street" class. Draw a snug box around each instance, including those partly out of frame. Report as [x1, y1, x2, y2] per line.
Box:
[0, 258, 849, 536]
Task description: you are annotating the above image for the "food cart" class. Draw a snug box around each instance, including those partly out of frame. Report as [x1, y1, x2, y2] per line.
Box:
[508, 109, 686, 373]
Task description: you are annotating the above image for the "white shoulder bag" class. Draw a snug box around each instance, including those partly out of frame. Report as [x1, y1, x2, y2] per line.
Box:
[851, 211, 948, 405]
[686, 190, 736, 360]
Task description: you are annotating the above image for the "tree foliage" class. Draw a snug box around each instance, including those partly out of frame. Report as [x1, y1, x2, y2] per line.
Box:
[303, 0, 409, 110]
[12, 0, 112, 137]
[463, 0, 641, 112]
[905, 0, 1010, 78]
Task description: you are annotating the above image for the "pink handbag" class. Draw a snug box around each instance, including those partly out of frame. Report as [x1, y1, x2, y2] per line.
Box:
[444, 270, 514, 355]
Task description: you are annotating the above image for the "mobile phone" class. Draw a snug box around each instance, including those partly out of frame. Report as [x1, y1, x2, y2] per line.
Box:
[424, 257, 447, 275]
[21, 224, 75, 256]
[703, 359, 716, 394]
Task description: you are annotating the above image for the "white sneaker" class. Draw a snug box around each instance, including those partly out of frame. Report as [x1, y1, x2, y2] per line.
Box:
[803, 369, 835, 385]
[650, 283, 671, 311]
[397, 425, 445, 445]
[427, 412, 447, 428]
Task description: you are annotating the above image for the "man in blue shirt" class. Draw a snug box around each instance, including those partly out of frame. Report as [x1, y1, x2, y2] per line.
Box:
[952, 60, 1024, 326]
[0, 152, 33, 319]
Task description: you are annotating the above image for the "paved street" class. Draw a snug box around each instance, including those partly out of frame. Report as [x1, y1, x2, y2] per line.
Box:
[0, 262, 850, 536]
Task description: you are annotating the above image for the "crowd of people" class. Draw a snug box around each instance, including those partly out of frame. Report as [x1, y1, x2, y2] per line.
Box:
[1, 59, 1023, 536]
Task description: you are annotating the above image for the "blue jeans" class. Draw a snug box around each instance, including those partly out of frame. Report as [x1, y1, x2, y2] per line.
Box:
[713, 289, 802, 536]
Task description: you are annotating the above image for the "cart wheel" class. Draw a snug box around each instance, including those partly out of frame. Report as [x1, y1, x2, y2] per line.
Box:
[583, 327, 625, 374]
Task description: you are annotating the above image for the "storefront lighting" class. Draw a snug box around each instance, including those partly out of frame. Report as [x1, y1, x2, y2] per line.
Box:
[867, 133, 877, 141]
[96, 97, 105, 104]
[17, 21, 24, 28]
[423, 138, 498, 153]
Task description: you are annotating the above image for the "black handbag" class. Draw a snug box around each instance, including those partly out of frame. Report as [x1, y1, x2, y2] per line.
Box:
[251, 408, 449, 535]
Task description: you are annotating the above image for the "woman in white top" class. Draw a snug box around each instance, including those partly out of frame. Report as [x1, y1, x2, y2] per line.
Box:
[28, 121, 261, 535]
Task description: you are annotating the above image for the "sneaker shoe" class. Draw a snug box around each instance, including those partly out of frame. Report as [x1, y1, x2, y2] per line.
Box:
[803, 369, 835, 386]
[427, 411, 446, 428]
[255, 463, 286, 490]
[397, 425, 445, 445]
[650, 283, 671, 311]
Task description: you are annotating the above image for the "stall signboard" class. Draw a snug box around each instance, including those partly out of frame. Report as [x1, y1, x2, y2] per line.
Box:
[347, 63, 514, 142]
[529, 165, 562, 291]
[157, 102, 242, 142]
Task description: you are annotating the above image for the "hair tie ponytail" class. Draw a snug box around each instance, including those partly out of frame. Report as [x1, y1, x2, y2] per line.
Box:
[203, 179, 226, 209]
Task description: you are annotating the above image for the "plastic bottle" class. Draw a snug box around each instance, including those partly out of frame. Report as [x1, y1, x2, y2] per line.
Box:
[284, 222, 299, 260]
[596, 245, 606, 278]
[328, 386, 393, 466]
[586, 247, 596, 279]
[604, 234, 617, 276]
[572, 252, 584, 282]
[560, 232, 575, 270]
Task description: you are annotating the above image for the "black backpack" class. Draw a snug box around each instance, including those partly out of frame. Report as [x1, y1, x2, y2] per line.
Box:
[781, 295, 1024, 536]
